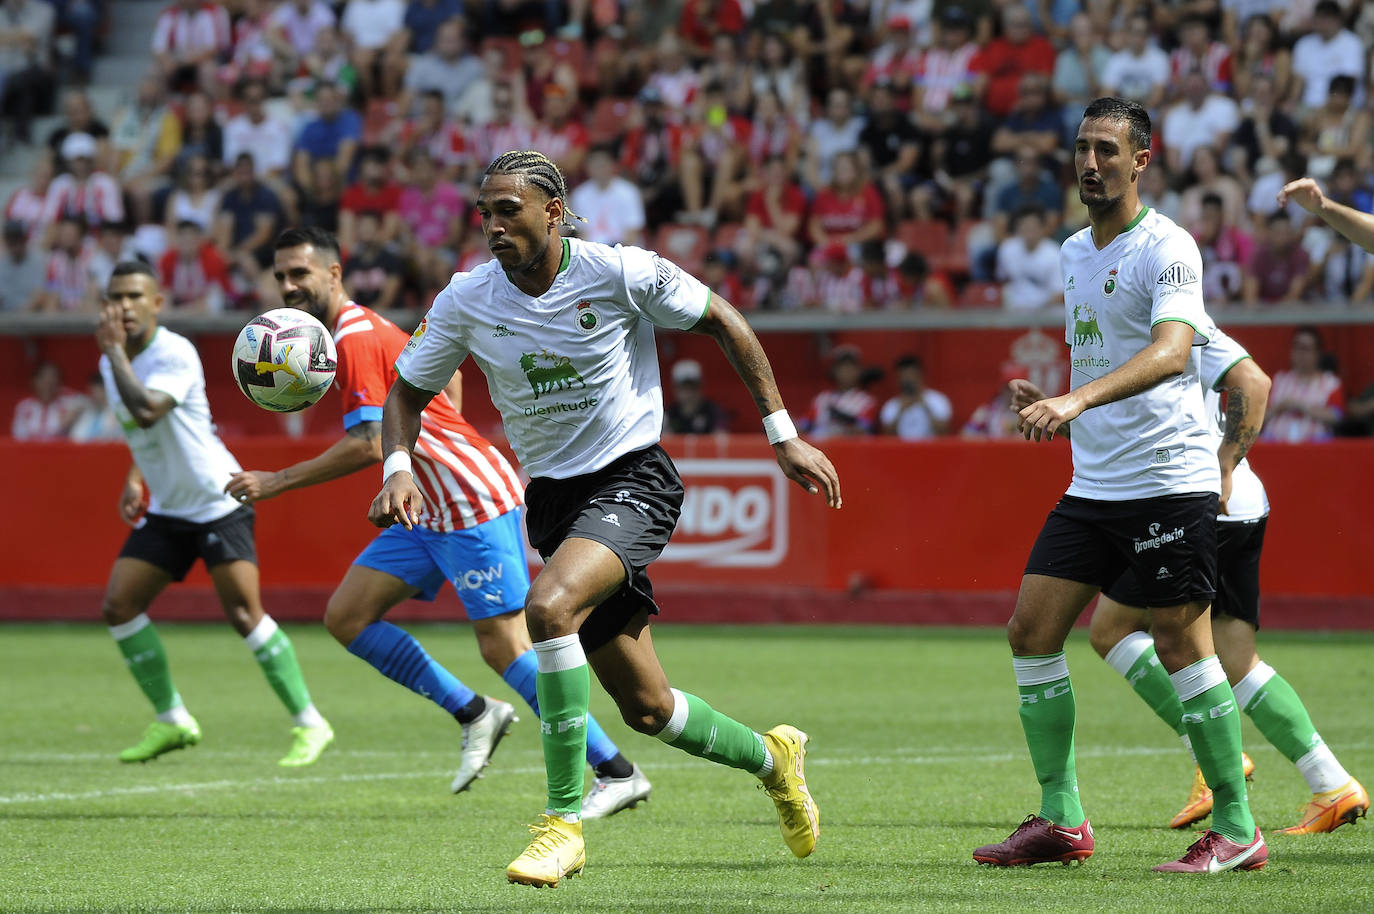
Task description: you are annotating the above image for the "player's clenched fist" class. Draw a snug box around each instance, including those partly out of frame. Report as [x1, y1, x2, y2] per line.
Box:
[369, 473, 425, 529]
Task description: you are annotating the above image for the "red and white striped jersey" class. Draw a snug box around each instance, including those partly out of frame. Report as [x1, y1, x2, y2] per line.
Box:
[5, 186, 46, 239]
[332, 301, 523, 531]
[152, 2, 231, 57]
[41, 173, 125, 230]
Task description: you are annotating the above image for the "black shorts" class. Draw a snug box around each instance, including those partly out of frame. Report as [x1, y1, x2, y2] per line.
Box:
[524, 444, 684, 652]
[118, 506, 258, 581]
[1104, 516, 1266, 627]
[1024, 493, 1218, 607]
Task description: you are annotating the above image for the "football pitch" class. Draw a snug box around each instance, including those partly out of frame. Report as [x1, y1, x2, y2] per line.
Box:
[3, 623, 1372, 913]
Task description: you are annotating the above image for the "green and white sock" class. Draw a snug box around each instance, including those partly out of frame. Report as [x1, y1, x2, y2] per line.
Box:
[244, 616, 325, 728]
[110, 613, 193, 726]
[654, 688, 771, 777]
[1104, 632, 1195, 762]
[533, 634, 590, 820]
[1173, 656, 1255, 844]
[1234, 661, 1350, 793]
[1013, 653, 1084, 827]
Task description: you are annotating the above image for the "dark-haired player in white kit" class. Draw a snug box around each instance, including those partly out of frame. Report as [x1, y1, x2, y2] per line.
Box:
[371, 150, 841, 887]
[972, 98, 1264, 873]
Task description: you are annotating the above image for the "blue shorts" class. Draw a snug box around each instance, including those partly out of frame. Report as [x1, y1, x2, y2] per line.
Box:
[353, 509, 531, 620]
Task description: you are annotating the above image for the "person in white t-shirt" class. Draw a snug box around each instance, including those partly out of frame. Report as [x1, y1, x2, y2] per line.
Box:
[1162, 69, 1240, 174]
[375, 149, 840, 887]
[976, 97, 1264, 874]
[997, 205, 1063, 311]
[1100, 14, 1170, 111]
[567, 145, 646, 247]
[1290, 0, 1365, 111]
[94, 261, 333, 768]
[879, 355, 951, 439]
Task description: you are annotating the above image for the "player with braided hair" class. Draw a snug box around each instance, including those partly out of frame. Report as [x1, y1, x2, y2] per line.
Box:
[372, 149, 841, 886]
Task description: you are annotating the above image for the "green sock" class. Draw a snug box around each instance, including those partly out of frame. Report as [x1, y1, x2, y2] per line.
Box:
[110, 614, 182, 714]
[245, 616, 313, 715]
[1174, 657, 1255, 844]
[1013, 653, 1084, 826]
[534, 635, 591, 818]
[1104, 632, 1186, 736]
[1234, 662, 1320, 763]
[654, 689, 769, 774]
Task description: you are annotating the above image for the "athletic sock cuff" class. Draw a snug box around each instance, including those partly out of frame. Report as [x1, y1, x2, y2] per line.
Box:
[1232, 661, 1276, 710]
[533, 634, 586, 673]
[1169, 655, 1226, 702]
[1103, 631, 1155, 678]
[655, 688, 688, 743]
[108, 613, 151, 641]
[243, 614, 280, 651]
[1012, 653, 1069, 686]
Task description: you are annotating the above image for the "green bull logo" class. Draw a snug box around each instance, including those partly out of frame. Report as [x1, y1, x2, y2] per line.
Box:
[1073, 304, 1104, 347]
[520, 350, 586, 399]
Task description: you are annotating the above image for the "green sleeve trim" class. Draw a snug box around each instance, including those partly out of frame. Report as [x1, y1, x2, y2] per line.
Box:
[1211, 354, 1251, 392]
[699, 288, 712, 322]
[395, 368, 442, 396]
[1151, 316, 1210, 342]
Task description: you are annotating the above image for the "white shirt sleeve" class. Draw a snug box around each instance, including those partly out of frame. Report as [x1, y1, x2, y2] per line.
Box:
[924, 389, 953, 422]
[619, 245, 711, 330]
[1148, 227, 1212, 342]
[1200, 328, 1251, 392]
[394, 281, 470, 393]
[879, 397, 899, 427]
[143, 336, 199, 405]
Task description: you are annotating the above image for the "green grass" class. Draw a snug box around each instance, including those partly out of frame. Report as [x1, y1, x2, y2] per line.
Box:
[2, 624, 1373, 913]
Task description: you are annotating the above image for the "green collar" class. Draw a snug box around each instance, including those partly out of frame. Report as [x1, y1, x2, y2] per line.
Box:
[1121, 205, 1150, 234]
[557, 237, 570, 274]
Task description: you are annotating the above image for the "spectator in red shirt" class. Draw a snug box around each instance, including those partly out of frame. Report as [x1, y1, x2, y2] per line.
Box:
[971, 4, 1055, 118]
[1263, 325, 1344, 443]
[1169, 15, 1232, 100]
[11, 361, 85, 440]
[741, 153, 806, 271]
[152, 0, 230, 93]
[159, 220, 231, 311]
[808, 151, 885, 250]
[677, 0, 744, 61]
[531, 83, 590, 184]
[1243, 211, 1311, 306]
[339, 147, 401, 252]
[619, 87, 687, 229]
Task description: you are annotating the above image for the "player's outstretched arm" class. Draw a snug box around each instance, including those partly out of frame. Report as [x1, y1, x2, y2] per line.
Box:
[96, 302, 175, 429]
[225, 422, 383, 504]
[1279, 177, 1374, 253]
[1216, 356, 1270, 515]
[1019, 320, 1194, 442]
[368, 378, 435, 529]
[689, 293, 842, 508]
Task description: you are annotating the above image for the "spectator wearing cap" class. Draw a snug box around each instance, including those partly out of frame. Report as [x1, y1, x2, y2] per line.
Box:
[881, 355, 951, 440]
[913, 6, 979, 134]
[858, 80, 922, 219]
[997, 205, 1061, 312]
[569, 145, 646, 247]
[1291, 0, 1364, 112]
[340, 0, 408, 98]
[399, 17, 483, 113]
[1100, 12, 1169, 111]
[1162, 68, 1240, 175]
[861, 14, 921, 95]
[0, 0, 56, 144]
[801, 346, 878, 439]
[664, 359, 728, 435]
[809, 151, 885, 251]
[292, 82, 363, 189]
[40, 132, 124, 243]
[970, 5, 1055, 119]
[0, 218, 44, 310]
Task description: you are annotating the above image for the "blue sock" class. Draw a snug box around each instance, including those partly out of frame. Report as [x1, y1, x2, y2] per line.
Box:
[503, 649, 620, 767]
[347, 621, 476, 715]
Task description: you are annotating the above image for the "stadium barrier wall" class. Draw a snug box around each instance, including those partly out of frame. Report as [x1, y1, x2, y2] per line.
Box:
[2, 436, 1370, 629]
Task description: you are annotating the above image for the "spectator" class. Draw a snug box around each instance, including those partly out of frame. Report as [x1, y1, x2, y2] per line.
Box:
[858, 80, 921, 219]
[341, 209, 403, 309]
[1263, 325, 1344, 442]
[568, 145, 645, 247]
[400, 16, 482, 112]
[46, 90, 109, 169]
[857, 241, 901, 309]
[1177, 145, 1247, 236]
[0, 0, 56, 144]
[805, 87, 864, 189]
[997, 206, 1062, 311]
[338, 146, 402, 251]
[644, 33, 699, 115]
[618, 87, 683, 229]
[912, 5, 978, 133]
[894, 251, 953, 308]
[87, 222, 138, 294]
[782, 243, 864, 312]
[176, 91, 223, 171]
[223, 79, 293, 178]
[1168, 15, 1232, 97]
[151, 0, 230, 92]
[991, 149, 1063, 238]
[970, 4, 1055, 119]
[677, 0, 745, 61]
[269, 0, 336, 64]
[0, 219, 44, 310]
[158, 219, 230, 312]
[740, 153, 805, 273]
[1162, 68, 1240, 175]
[108, 77, 181, 219]
[748, 32, 807, 123]
[293, 81, 363, 188]
[880, 354, 952, 440]
[1193, 192, 1253, 305]
[1290, 0, 1364, 112]
[222, 0, 276, 85]
[214, 152, 284, 284]
[36, 214, 97, 311]
[663, 359, 727, 434]
[392, 89, 475, 182]
[963, 363, 1026, 439]
[1231, 73, 1298, 182]
[701, 248, 746, 308]
[1100, 13, 1169, 110]
[297, 25, 358, 98]
[397, 148, 465, 290]
[1137, 161, 1181, 223]
[990, 72, 1063, 170]
[11, 361, 84, 439]
[402, 0, 463, 56]
[914, 85, 993, 221]
[1312, 231, 1374, 305]
[4, 153, 53, 241]
[340, 0, 408, 98]
[1230, 12, 1292, 103]
[163, 154, 220, 236]
[472, 79, 534, 167]
[1243, 211, 1311, 305]
[1051, 13, 1111, 134]
[808, 151, 885, 251]
[68, 371, 123, 442]
[861, 14, 920, 95]
[41, 132, 124, 238]
[801, 345, 878, 438]
[292, 155, 343, 234]
[744, 88, 803, 176]
[531, 83, 590, 185]
[1298, 75, 1370, 181]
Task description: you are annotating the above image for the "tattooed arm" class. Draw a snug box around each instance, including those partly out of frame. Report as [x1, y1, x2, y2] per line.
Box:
[1217, 357, 1271, 514]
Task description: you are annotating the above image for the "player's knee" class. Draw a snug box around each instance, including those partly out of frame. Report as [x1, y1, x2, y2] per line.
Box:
[522, 587, 577, 641]
[1005, 612, 1037, 654]
[1087, 621, 1119, 659]
[617, 688, 673, 735]
[323, 594, 367, 646]
[99, 595, 140, 627]
[475, 628, 523, 673]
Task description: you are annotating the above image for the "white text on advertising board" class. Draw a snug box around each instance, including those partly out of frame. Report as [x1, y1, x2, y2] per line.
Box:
[661, 459, 789, 567]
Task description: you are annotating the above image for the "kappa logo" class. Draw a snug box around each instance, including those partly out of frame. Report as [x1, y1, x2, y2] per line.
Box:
[1157, 261, 1199, 287]
[205, 532, 221, 545]
[1065, 275, 1075, 291]
[1156, 566, 1172, 580]
[492, 323, 516, 337]
[601, 513, 621, 527]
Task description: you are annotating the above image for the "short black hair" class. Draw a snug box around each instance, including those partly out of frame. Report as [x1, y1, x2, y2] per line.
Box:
[1314, 0, 1342, 18]
[895, 354, 923, 371]
[1012, 204, 1046, 229]
[1081, 97, 1152, 152]
[275, 226, 342, 262]
[111, 260, 157, 281]
[1329, 74, 1356, 97]
[1294, 324, 1324, 347]
[1200, 192, 1224, 209]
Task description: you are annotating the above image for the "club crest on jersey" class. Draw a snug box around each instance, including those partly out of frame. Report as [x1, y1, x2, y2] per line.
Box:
[404, 317, 427, 353]
[575, 300, 600, 334]
[1157, 261, 1199, 287]
[1072, 304, 1104, 347]
[1102, 269, 1118, 296]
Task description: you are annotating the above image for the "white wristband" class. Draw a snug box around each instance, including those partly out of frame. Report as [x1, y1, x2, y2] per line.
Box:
[762, 409, 797, 445]
[382, 450, 413, 482]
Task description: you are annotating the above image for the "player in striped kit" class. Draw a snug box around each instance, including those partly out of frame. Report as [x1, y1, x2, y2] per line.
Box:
[226, 228, 650, 813]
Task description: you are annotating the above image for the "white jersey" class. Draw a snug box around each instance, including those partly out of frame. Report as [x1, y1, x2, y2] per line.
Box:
[396, 237, 711, 479]
[100, 327, 242, 523]
[1200, 329, 1269, 523]
[1060, 207, 1219, 501]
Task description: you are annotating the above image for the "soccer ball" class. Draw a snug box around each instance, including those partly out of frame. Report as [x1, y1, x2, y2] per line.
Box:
[232, 308, 337, 412]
